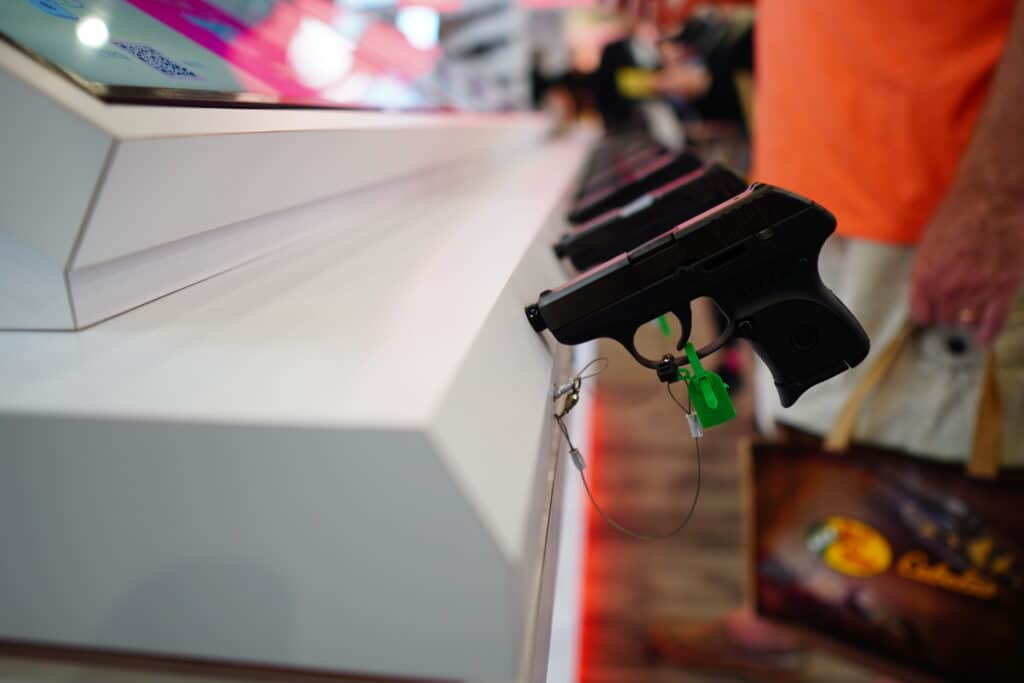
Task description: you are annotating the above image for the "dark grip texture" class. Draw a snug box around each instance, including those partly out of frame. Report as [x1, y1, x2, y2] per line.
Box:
[740, 294, 870, 407]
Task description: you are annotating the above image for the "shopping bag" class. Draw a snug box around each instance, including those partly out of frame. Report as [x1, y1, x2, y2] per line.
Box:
[745, 324, 1024, 683]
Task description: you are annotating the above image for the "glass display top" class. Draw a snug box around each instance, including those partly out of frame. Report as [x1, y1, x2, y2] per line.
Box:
[0, 0, 447, 109]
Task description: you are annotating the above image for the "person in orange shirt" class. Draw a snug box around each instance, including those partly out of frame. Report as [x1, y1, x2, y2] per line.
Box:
[650, 0, 1024, 679]
[755, 1, 1023, 342]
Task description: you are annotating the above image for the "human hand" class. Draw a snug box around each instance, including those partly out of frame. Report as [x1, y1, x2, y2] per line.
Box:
[909, 187, 1024, 346]
[654, 63, 711, 98]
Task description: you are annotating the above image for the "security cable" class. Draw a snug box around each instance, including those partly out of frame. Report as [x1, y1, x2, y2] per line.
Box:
[554, 360, 703, 541]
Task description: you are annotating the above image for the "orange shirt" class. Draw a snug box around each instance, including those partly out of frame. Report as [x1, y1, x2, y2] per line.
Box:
[753, 1, 1014, 244]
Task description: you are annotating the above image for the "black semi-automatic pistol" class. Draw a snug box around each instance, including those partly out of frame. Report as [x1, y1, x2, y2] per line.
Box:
[568, 149, 703, 224]
[527, 184, 870, 407]
[573, 138, 665, 199]
[555, 162, 747, 271]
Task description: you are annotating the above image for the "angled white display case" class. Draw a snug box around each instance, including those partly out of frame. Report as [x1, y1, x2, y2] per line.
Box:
[0, 20, 596, 683]
[0, 35, 544, 331]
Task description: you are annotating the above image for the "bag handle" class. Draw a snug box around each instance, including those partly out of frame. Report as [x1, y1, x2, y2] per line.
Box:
[824, 321, 1003, 478]
[968, 355, 1003, 478]
[824, 322, 915, 452]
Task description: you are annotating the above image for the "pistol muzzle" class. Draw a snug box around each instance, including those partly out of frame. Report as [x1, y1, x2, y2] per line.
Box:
[525, 304, 547, 333]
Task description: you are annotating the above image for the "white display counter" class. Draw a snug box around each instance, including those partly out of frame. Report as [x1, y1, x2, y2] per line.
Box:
[0, 38, 545, 331]
[0, 36, 596, 683]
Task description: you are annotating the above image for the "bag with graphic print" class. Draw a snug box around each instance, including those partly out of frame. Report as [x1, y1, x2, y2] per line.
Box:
[746, 324, 1024, 683]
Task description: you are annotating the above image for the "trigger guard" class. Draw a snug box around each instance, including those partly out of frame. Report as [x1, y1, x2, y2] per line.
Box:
[614, 311, 729, 372]
[692, 321, 736, 362]
[611, 328, 662, 370]
[675, 320, 737, 368]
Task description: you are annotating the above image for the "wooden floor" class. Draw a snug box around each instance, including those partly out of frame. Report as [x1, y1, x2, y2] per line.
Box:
[577, 309, 877, 683]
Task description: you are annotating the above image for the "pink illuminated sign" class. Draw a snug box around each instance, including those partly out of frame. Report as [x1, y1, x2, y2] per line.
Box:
[122, 0, 317, 97]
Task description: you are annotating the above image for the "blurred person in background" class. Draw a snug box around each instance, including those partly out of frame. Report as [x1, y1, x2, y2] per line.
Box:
[649, 0, 1024, 680]
[593, 2, 710, 146]
[667, 5, 753, 133]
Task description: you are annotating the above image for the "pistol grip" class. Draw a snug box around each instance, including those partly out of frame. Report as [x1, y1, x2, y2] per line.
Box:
[737, 293, 870, 407]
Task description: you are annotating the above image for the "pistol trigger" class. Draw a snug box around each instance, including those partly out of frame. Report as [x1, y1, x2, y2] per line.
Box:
[674, 306, 693, 352]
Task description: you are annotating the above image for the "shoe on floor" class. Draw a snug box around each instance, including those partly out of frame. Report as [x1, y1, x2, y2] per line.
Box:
[649, 617, 809, 682]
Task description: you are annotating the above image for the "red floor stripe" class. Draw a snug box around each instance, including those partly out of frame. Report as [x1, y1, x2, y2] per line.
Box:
[577, 386, 603, 683]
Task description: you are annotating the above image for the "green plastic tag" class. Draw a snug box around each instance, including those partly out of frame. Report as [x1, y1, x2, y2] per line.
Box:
[677, 342, 736, 429]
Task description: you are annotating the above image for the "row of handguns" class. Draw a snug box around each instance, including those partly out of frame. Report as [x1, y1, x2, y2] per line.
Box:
[526, 135, 870, 408]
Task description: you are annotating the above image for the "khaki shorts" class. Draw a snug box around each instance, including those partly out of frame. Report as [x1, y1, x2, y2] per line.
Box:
[754, 237, 1024, 467]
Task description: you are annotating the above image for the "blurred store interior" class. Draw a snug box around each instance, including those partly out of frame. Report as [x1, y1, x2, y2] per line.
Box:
[2, 1, 1022, 683]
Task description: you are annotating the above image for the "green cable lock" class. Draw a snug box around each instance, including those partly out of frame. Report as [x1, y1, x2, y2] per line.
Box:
[678, 342, 736, 428]
[656, 315, 673, 337]
[654, 316, 736, 429]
